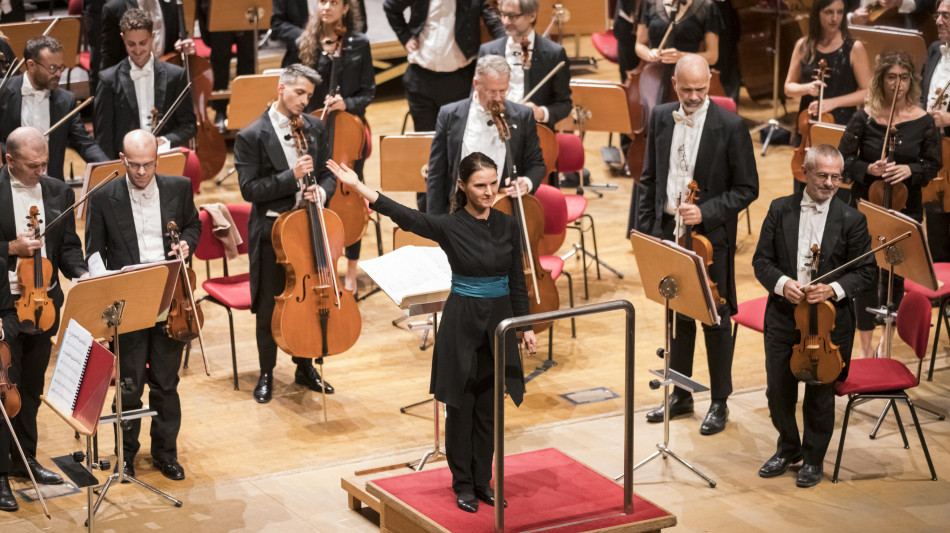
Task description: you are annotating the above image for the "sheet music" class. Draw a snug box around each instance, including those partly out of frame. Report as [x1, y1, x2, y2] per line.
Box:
[358, 246, 452, 306]
[46, 319, 93, 415]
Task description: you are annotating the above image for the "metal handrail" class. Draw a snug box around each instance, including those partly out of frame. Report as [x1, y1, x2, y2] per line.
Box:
[493, 300, 636, 532]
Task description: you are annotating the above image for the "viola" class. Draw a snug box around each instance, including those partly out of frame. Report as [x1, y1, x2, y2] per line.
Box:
[676, 181, 724, 307]
[486, 100, 559, 333]
[867, 76, 908, 211]
[271, 116, 361, 358]
[790, 244, 844, 384]
[0, 341, 20, 418]
[164, 221, 210, 375]
[15, 206, 55, 334]
[792, 59, 833, 183]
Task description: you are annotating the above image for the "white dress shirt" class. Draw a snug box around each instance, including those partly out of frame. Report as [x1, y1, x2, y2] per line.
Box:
[20, 74, 51, 133]
[265, 104, 324, 215]
[127, 176, 167, 264]
[665, 97, 709, 220]
[130, 55, 156, 130]
[928, 43, 950, 111]
[7, 171, 47, 295]
[138, 0, 165, 57]
[773, 191, 845, 300]
[504, 31, 550, 124]
[461, 95, 508, 177]
[408, 0, 470, 72]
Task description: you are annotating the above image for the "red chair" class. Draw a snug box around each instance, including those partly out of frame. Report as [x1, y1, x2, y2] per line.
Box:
[555, 133, 609, 300]
[591, 30, 618, 64]
[731, 296, 767, 341]
[903, 262, 950, 381]
[180, 147, 203, 194]
[832, 291, 938, 483]
[193, 204, 252, 390]
[534, 184, 577, 362]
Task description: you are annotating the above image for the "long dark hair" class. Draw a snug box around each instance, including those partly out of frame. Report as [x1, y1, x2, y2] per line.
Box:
[298, 0, 364, 67]
[801, 0, 849, 65]
[452, 152, 498, 213]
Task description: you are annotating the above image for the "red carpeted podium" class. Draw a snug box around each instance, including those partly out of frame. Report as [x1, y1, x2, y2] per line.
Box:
[366, 448, 676, 533]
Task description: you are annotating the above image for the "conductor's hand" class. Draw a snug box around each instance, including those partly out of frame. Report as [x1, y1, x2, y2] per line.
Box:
[522, 330, 538, 354]
[677, 203, 702, 226]
[294, 155, 314, 180]
[327, 159, 358, 186]
[783, 279, 805, 305]
[324, 94, 346, 113]
[504, 177, 531, 197]
[9, 230, 42, 257]
[804, 283, 834, 304]
[303, 184, 327, 206]
[174, 38, 196, 56]
[169, 241, 189, 260]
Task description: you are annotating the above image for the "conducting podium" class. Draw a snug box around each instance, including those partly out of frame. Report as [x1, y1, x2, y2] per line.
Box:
[629, 230, 719, 487]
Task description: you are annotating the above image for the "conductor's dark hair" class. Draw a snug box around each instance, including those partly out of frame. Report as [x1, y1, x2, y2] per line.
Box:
[452, 152, 498, 213]
[119, 8, 154, 34]
[23, 36, 62, 61]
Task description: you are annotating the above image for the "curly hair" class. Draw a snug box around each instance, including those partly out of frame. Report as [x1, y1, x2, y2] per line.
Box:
[865, 50, 920, 118]
[119, 8, 153, 34]
[298, 0, 363, 68]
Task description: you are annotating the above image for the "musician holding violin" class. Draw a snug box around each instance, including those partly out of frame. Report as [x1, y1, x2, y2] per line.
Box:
[635, 55, 758, 436]
[921, 1, 950, 134]
[299, 0, 376, 292]
[233, 65, 338, 404]
[94, 9, 197, 159]
[838, 50, 941, 357]
[635, 0, 721, 68]
[327, 152, 537, 514]
[752, 144, 876, 488]
[0, 127, 89, 510]
[84, 129, 201, 482]
[477, 0, 572, 128]
[0, 259, 19, 511]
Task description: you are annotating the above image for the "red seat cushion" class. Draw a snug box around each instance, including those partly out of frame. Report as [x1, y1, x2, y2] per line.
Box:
[904, 262, 950, 300]
[834, 358, 919, 396]
[79, 51, 90, 70]
[564, 195, 587, 223]
[734, 296, 767, 333]
[539, 255, 564, 280]
[556, 134, 585, 174]
[202, 274, 252, 310]
[591, 31, 618, 63]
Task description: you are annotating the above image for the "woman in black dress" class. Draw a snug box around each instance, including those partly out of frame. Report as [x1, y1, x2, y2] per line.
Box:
[839, 50, 941, 357]
[326, 153, 538, 513]
[298, 0, 375, 292]
[634, 0, 722, 67]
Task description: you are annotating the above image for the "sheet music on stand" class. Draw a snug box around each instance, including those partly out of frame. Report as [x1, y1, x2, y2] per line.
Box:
[359, 245, 451, 314]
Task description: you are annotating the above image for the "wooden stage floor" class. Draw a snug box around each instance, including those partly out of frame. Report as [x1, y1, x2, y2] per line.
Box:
[1, 40, 948, 532]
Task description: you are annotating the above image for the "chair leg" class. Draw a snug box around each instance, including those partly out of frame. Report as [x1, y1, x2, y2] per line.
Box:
[226, 307, 239, 391]
[183, 340, 192, 369]
[401, 110, 411, 135]
[582, 214, 602, 281]
[564, 271, 576, 337]
[928, 298, 949, 381]
[745, 207, 752, 235]
[732, 322, 738, 343]
[833, 396, 857, 483]
[372, 212, 383, 256]
[869, 399, 894, 440]
[904, 397, 938, 481]
[890, 400, 910, 449]
[576, 220, 589, 300]
[548, 324, 553, 362]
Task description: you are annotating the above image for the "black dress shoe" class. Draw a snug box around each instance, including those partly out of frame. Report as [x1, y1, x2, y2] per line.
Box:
[645, 394, 694, 423]
[699, 400, 729, 436]
[758, 453, 803, 478]
[153, 458, 185, 481]
[254, 372, 273, 403]
[115, 458, 135, 483]
[796, 463, 823, 488]
[295, 365, 334, 394]
[10, 455, 64, 485]
[456, 491, 478, 513]
[0, 475, 17, 512]
[475, 486, 507, 508]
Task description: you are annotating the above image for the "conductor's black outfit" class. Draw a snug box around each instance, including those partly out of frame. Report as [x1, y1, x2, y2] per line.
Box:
[752, 191, 875, 466]
[369, 193, 528, 495]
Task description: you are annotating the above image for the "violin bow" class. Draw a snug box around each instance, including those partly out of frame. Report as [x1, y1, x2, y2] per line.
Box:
[39, 171, 120, 240]
[151, 81, 194, 138]
[657, 0, 690, 51]
[0, 402, 50, 518]
[518, 61, 565, 104]
[807, 231, 911, 287]
[44, 97, 94, 137]
[879, 76, 902, 161]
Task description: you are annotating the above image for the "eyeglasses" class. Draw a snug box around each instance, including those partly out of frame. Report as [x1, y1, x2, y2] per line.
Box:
[814, 172, 842, 183]
[498, 11, 523, 20]
[934, 11, 950, 20]
[125, 160, 157, 172]
[32, 61, 67, 74]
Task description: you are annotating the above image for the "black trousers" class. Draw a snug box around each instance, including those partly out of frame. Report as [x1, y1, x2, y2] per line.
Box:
[445, 335, 495, 494]
[404, 62, 477, 131]
[255, 229, 316, 372]
[113, 324, 185, 461]
[854, 269, 904, 331]
[616, 36, 639, 166]
[764, 328, 850, 465]
[201, 29, 255, 115]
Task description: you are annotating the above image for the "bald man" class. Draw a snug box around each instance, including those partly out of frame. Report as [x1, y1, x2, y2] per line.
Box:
[85, 129, 200, 482]
[636, 55, 759, 436]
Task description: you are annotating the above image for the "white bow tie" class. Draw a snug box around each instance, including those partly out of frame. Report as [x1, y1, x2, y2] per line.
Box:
[672, 109, 694, 127]
[131, 188, 155, 202]
[22, 84, 48, 101]
[130, 63, 153, 82]
[801, 197, 827, 213]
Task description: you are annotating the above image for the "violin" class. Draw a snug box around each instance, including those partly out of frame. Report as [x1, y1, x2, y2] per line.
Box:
[924, 78, 950, 213]
[868, 75, 908, 211]
[486, 100, 559, 333]
[0, 341, 20, 418]
[520, 35, 531, 70]
[271, 116, 361, 358]
[790, 244, 844, 385]
[15, 206, 55, 335]
[317, 24, 370, 248]
[792, 59, 833, 183]
[676, 181, 724, 307]
[164, 221, 210, 375]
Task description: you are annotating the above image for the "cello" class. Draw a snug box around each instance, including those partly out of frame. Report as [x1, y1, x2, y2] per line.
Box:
[271, 116, 361, 361]
[791, 59, 833, 183]
[790, 244, 844, 385]
[867, 75, 908, 212]
[676, 181, 724, 307]
[164, 221, 210, 376]
[486, 101, 559, 333]
[14, 206, 55, 335]
[317, 24, 370, 248]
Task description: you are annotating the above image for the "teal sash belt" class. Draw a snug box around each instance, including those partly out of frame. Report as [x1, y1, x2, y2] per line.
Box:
[451, 274, 509, 298]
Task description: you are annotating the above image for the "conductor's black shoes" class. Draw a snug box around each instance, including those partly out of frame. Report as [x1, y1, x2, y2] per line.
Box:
[456, 491, 478, 513]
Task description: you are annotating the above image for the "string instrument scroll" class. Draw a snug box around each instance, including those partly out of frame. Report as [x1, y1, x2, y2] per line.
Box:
[164, 221, 210, 376]
[675, 181, 724, 307]
[790, 244, 843, 385]
[791, 59, 833, 183]
[868, 75, 908, 211]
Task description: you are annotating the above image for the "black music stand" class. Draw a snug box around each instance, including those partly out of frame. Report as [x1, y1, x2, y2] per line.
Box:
[627, 231, 719, 487]
[208, 0, 272, 74]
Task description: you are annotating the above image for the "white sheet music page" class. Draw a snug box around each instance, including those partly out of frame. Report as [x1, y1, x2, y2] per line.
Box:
[46, 319, 94, 415]
[358, 246, 452, 307]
